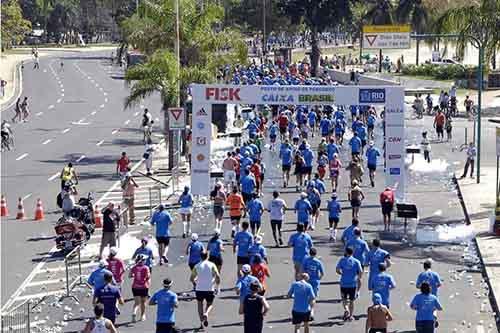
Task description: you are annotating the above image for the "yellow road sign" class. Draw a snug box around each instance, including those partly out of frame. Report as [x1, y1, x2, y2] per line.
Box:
[363, 25, 411, 33]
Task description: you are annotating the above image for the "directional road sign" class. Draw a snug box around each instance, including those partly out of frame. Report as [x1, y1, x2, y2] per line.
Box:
[363, 25, 411, 49]
[168, 107, 185, 130]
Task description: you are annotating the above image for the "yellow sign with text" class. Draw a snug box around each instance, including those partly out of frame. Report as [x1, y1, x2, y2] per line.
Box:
[363, 25, 411, 33]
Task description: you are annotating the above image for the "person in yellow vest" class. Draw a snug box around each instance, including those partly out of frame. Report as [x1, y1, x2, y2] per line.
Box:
[60, 162, 79, 189]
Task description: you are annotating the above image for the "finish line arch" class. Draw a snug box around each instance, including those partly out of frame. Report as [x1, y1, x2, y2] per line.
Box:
[190, 84, 405, 199]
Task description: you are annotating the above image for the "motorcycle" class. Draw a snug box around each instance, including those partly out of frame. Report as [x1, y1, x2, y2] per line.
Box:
[55, 192, 96, 253]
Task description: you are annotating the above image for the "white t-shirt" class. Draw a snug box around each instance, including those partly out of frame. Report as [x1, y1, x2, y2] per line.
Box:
[268, 198, 286, 221]
[194, 260, 218, 291]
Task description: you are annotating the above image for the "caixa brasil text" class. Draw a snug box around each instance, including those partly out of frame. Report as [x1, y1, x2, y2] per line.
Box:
[262, 94, 335, 103]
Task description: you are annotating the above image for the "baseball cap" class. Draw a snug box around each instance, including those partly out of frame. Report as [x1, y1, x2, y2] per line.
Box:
[191, 233, 199, 241]
[98, 259, 107, 268]
[241, 264, 251, 274]
[109, 247, 118, 256]
[255, 235, 263, 244]
[163, 278, 173, 288]
[213, 228, 221, 235]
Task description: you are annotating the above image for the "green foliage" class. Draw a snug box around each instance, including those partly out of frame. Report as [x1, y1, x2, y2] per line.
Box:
[395, 0, 429, 33]
[401, 63, 478, 80]
[1, 0, 32, 49]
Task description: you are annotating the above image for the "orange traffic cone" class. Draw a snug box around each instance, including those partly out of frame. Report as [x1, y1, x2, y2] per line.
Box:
[34, 198, 44, 221]
[94, 205, 102, 228]
[1, 195, 8, 217]
[16, 197, 25, 220]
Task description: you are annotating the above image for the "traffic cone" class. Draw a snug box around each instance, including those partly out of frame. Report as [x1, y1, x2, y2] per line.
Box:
[1, 195, 8, 217]
[94, 205, 102, 228]
[34, 198, 44, 221]
[16, 197, 25, 220]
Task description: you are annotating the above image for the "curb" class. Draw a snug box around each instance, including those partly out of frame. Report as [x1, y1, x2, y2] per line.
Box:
[1, 60, 23, 112]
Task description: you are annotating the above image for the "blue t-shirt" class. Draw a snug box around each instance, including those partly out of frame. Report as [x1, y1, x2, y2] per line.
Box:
[349, 136, 362, 153]
[357, 126, 367, 141]
[248, 243, 267, 265]
[308, 112, 317, 125]
[410, 293, 442, 321]
[327, 199, 341, 218]
[280, 147, 293, 166]
[416, 270, 441, 296]
[188, 241, 204, 264]
[334, 110, 345, 120]
[95, 284, 121, 320]
[233, 231, 254, 257]
[367, 114, 376, 126]
[319, 119, 331, 134]
[150, 289, 178, 323]
[241, 156, 254, 170]
[236, 275, 260, 302]
[346, 237, 370, 265]
[249, 144, 259, 156]
[288, 280, 315, 313]
[247, 199, 264, 222]
[151, 210, 173, 237]
[307, 189, 321, 206]
[294, 199, 312, 223]
[352, 120, 363, 133]
[301, 256, 324, 282]
[179, 193, 193, 208]
[327, 143, 340, 161]
[240, 174, 256, 194]
[288, 232, 313, 263]
[366, 147, 380, 166]
[336, 256, 362, 288]
[335, 120, 345, 134]
[302, 149, 314, 167]
[269, 124, 278, 136]
[88, 267, 113, 291]
[314, 179, 326, 193]
[247, 122, 258, 135]
[367, 248, 390, 277]
[207, 238, 223, 257]
[341, 224, 356, 244]
[369, 272, 396, 306]
[133, 246, 154, 268]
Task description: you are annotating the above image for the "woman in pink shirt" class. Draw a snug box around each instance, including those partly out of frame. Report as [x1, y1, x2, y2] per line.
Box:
[129, 254, 150, 322]
[107, 247, 125, 288]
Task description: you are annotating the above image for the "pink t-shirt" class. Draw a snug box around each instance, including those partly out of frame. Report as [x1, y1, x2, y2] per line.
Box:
[107, 258, 125, 283]
[131, 264, 150, 289]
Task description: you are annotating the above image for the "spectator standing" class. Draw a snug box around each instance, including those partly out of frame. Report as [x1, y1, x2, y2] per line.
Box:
[116, 152, 130, 180]
[460, 142, 476, 179]
[99, 203, 120, 259]
[122, 172, 139, 225]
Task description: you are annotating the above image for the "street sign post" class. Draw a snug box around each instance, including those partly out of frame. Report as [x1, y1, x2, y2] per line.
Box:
[362, 25, 411, 49]
[168, 107, 185, 129]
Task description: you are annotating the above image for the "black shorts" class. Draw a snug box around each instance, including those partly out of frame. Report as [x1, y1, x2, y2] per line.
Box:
[311, 204, 319, 215]
[242, 192, 252, 204]
[382, 202, 393, 216]
[250, 220, 261, 230]
[213, 205, 224, 217]
[292, 311, 311, 325]
[279, 127, 287, 134]
[329, 217, 340, 224]
[188, 262, 198, 270]
[157, 236, 170, 246]
[195, 291, 215, 304]
[231, 215, 241, 223]
[361, 140, 367, 147]
[368, 124, 374, 131]
[369, 329, 386, 333]
[302, 166, 313, 175]
[436, 125, 444, 134]
[368, 164, 377, 172]
[156, 322, 175, 333]
[270, 134, 277, 142]
[270, 220, 282, 228]
[351, 199, 361, 208]
[340, 287, 356, 300]
[209, 255, 223, 267]
[132, 288, 149, 297]
[282, 164, 291, 172]
[237, 256, 250, 265]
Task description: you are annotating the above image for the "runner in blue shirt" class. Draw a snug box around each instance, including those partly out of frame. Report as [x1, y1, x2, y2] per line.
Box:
[313, 174, 326, 194]
[88, 260, 114, 293]
[367, 113, 376, 140]
[319, 117, 331, 137]
[236, 264, 261, 303]
[410, 282, 443, 331]
[301, 248, 324, 297]
[186, 233, 204, 270]
[349, 132, 362, 158]
[151, 204, 173, 264]
[178, 186, 194, 238]
[341, 218, 360, 245]
[334, 109, 345, 121]
[233, 221, 254, 278]
[93, 272, 123, 324]
[287, 273, 316, 332]
[294, 193, 312, 229]
[365, 141, 381, 187]
[240, 169, 256, 204]
[149, 278, 178, 332]
[367, 239, 391, 286]
[247, 121, 258, 139]
[327, 193, 342, 241]
[302, 144, 314, 181]
[307, 110, 317, 137]
[247, 193, 264, 235]
[352, 117, 363, 134]
[357, 124, 368, 152]
[288, 224, 313, 278]
[345, 228, 369, 266]
[268, 121, 279, 151]
[280, 140, 293, 187]
[207, 229, 224, 272]
[368, 263, 396, 307]
[336, 247, 363, 321]
[248, 235, 267, 265]
[335, 119, 346, 145]
[133, 238, 154, 270]
[306, 184, 321, 230]
[240, 152, 254, 171]
[416, 259, 442, 296]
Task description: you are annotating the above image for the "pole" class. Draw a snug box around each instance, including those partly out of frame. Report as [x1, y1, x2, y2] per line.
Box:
[168, 0, 180, 170]
[359, 30, 363, 62]
[496, 156, 499, 204]
[416, 38, 420, 66]
[262, 0, 266, 56]
[379, 49, 382, 72]
[476, 45, 483, 183]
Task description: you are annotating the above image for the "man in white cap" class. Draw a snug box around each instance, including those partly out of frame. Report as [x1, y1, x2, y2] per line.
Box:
[416, 258, 441, 296]
[186, 233, 205, 270]
[88, 260, 114, 293]
[365, 141, 381, 187]
[236, 264, 261, 305]
[248, 235, 267, 265]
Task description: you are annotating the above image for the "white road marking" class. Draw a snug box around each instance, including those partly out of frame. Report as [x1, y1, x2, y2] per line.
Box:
[22, 193, 32, 201]
[96, 140, 104, 146]
[95, 83, 99, 87]
[27, 279, 64, 287]
[99, 87, 103, 91]
[61, 88, 64, 92]
[15, 290, 64, 302]
[61, 128, 70, 134]
[104, 98, 108, 103]
[134, 111, 139, 117]
[43, 69, 47, 73]
[124, 119, 130, 125]
[100, 104, 105, 108]
[35, 112, 43, 116]
[48, 105, 54, 109]
[60, 93, 64, 97]
[90, 111, 97, 115]
[111, 129, 119, 135]
[42, 139, 52, 145]
[76, 155, 86, 162]
[56, 98, 62, 103]
[79, 117, 86, 123]
[103, 92, 108, 96]
[48, 172, 60, 181]
[16, 153, 28, 161]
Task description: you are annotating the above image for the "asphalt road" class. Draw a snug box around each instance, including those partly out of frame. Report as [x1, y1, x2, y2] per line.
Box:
[30, 109, 498, 332]
[0, 51, 162, 307]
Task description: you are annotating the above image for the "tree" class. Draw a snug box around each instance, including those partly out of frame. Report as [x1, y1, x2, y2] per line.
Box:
[366, 0, 394, 25]
[395, 0, 429, 33]
[1, 0, 32, 50]
[278, 0, 354, 77]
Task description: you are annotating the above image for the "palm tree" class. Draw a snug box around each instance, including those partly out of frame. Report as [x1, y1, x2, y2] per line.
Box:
[395, 0, 429, 34]
[365, 0, 394, 25]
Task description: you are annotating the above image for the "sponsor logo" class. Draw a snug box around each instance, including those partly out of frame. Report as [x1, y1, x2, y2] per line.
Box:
[388, 137, 402, 143]
[195, 137, 207, 146]
[262, 94, 294, 103]
[196, 108, 208, 116]
[389, 167, 401, 175]
[298, 94, 334, 103]
[196, 154, 205, 162]
[388, 154, 401, 160]
[196, 122, 205, 130]
[205, 87, 241, 101]
[359, 89, 386, 103]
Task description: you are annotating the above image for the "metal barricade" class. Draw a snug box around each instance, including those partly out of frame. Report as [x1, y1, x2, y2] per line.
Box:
[0, 301, 31, 333]
[60, 245, 90, 303]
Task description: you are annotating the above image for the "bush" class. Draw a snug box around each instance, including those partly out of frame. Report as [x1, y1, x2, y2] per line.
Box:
[401, 64, 474, 80]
